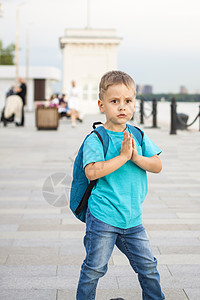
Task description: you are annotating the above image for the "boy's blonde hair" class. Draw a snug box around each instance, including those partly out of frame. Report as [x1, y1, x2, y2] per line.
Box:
[99, 70, 136, 100]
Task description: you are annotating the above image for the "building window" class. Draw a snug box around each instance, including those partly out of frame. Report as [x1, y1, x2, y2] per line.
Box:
[82, 83, 98, 101]
[34, 79, 45, 101]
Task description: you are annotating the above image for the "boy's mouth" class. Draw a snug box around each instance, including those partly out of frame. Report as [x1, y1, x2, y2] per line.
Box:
[117, 114, 127, 118]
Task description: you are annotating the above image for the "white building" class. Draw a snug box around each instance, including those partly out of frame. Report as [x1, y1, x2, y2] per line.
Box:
[0, 66, 61, 111]
[59, 28, 121, 114]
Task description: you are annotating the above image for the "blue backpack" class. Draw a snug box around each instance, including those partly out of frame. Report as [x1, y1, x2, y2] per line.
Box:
[70, 122, 144, 222]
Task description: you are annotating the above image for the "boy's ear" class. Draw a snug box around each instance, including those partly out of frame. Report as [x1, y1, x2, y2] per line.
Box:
[133, 98, 136, 112]
[98, 99, 104, 113]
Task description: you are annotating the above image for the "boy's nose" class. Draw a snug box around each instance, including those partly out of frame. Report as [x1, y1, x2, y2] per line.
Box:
[119, 102, 125, 110]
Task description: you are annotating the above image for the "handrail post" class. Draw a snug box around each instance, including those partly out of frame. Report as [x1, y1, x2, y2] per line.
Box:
[152, 98, 157, 128]
[199, 105, 200, 132]
[170, 97, 177, 134]
[140, 98, 144, 124]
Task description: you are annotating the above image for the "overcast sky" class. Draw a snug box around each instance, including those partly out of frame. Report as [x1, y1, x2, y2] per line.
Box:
[0, 0, 200, 93]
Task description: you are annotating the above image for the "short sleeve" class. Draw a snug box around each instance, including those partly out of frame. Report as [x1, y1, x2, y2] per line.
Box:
[83, 133, 105, 168]
[142, 133, 162, 157]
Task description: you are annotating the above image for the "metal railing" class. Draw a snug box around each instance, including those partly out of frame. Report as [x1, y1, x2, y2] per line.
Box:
[170, 97, 200, 134]
[137, 96, 158, 128]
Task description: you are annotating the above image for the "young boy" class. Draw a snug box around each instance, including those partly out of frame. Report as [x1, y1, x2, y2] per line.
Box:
[76, 71, 165, 300]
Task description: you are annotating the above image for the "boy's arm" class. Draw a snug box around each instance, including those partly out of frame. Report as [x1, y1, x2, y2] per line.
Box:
[85, 131, 132, 181]
[131, 139, 162, 173]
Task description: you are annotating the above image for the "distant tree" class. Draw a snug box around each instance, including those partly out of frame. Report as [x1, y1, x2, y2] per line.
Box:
[0, 40, 15, 65]
[137, 93, 200, 102]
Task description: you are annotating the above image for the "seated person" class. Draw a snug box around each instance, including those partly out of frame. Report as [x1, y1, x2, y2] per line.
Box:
[58, 95, 71, 118]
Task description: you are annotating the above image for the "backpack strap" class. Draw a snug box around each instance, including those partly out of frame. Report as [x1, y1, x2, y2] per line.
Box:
[92, 122, 109, 157]
[126, 124, 144, 146]
[74, 124, 109, 216]
[92, 121, 103, 129]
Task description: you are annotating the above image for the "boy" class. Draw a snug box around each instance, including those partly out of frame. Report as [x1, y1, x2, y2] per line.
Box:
[76, 71, 165, 300]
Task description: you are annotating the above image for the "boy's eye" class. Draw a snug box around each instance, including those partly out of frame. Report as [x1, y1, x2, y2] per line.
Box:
[111, 99, 118, 103]
[126, 99, 132, 103]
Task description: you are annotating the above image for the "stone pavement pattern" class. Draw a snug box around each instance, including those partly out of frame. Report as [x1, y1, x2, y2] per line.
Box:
[0, 112, 200, 300]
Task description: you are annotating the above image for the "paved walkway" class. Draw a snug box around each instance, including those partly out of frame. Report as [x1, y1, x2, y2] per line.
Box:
[0, 112, 200, 300]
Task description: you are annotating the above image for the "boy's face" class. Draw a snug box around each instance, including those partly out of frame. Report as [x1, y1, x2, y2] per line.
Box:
[98, 83, 136, 131]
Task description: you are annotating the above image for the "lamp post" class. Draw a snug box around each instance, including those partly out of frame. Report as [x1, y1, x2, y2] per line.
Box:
[87, 0, 91, 28]
[15, 1, 26, 84]
[0, 3, 3, 65]
[25, 22, 33, 109]
[0, 3, 4, 17]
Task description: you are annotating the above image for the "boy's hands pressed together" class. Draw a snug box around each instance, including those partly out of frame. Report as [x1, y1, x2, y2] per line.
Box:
[130, 137, 162, 173]
[85, 131, 133, 181]
[120, 131, 133, 162]
[131, 138, 139, 162]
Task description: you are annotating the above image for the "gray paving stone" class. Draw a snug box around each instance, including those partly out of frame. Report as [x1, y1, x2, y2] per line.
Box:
[12, 238, 83, 248]
[57, 265, 80, 277]
[144, 218, 200, 224]
[118, 273, 200, 289]
[5, 254, 85, 266]
[157, 254, 200, 265]
[0, 231, 60, 239]
[145, 224, 190, 231]
[59, 255, 85, 266]
[0, 276, 78, 290]
[20, 219, 61, 225]
[22, 214, 67, 219]
[18, 223, 84, 231]
[148, 230, 200, 238]
[143, 213, 177, 219]
[0, 225, 19, 232]
[168, 264, 200, 276]
[60, 231, 85, 238]
[0, 208, 61, 215]
[158, 246, 200, 254]
[0, 215, 23, 224]
[0, 265, 57, 277]
[18, 224, 61, 231]
[150, 237, 200, 247]
[59, 245, 85, 256]
[162, 289, 189, 300]
[0, 255, 8, 264]
[98, 275, 119, 289]
[0, 289, 57, 300]
[188, 224, 200, 231]
[0, 239, 13, 247]
[5, 254, 60, 265]
[57, 290, 77, 300]
[0, 202, 26, 208]
[0, 246, 59, 255]
[184, 288, 200, 300]
[0, 196, 28, 201]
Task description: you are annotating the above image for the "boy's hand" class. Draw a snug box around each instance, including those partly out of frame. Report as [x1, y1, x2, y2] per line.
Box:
[131, 138, 139, 162]
[120, 131, 133, 162]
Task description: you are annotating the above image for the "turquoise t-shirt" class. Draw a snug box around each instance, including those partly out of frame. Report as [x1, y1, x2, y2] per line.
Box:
[83, 126, 161, 229]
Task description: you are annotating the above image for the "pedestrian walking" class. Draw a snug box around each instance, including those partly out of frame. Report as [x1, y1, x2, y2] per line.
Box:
[15, 77, 26, 126]
[68, 80, 81, 127]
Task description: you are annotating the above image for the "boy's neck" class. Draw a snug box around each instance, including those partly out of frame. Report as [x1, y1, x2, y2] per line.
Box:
[103, 122, 127, 132]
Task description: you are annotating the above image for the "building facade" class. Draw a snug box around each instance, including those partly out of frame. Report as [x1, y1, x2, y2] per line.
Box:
[180, 85, 188, 94]
[136, 84, 153, 95]
[0, 66, 61, 111]
[59, 28, 121, 114]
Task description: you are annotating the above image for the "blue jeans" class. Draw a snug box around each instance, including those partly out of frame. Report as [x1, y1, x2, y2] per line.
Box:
[77, 209, 165, 300]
